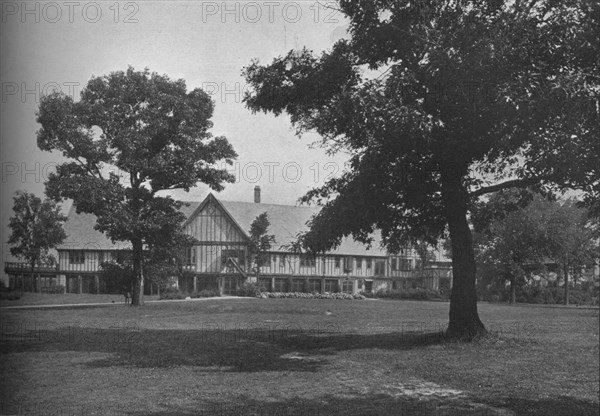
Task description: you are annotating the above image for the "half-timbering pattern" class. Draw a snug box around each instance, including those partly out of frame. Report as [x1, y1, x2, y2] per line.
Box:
[47, 190, 452, 295]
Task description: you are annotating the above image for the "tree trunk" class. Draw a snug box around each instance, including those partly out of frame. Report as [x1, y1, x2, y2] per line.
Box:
[510, 276, 516, 304]
[30, 263, 36, 293]
[563, 261, 569, 306]
[442, 173, 486, 339]
[131, 239, 144, 306]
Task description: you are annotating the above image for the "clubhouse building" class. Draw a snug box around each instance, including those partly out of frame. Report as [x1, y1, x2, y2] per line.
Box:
[5, 187, 453, 295]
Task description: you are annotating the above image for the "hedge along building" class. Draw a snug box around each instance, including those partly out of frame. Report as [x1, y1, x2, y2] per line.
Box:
[56, 187, 452, 295]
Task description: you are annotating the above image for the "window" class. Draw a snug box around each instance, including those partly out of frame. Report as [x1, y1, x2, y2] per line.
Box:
[98, 252, 104, 263]
[344, 256, 354, 272]
[334, 256, 341, 268]
[374, 260, 386, 275]
[324, 279, 339, 293]
[391, 258, 398, 271]
[307, 279, 321, 293]
[69, 251, 85, 264]
[274, 278, 287, 292]
[399, 258, 411, 270]
[340, 279, 353, 294]
[366, 259, 372, 269]
[185, 247, 196, 266]
[290, 279, 305, 292]
[300, 255, 316, 267]
[356, 257, 363, 269]
[279, 254, 286, 269]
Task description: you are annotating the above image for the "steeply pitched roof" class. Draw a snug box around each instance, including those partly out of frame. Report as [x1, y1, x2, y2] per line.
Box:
[58, 201, 201, 251]
[58, 195, 387, 256]
[218, 199, 388, 256]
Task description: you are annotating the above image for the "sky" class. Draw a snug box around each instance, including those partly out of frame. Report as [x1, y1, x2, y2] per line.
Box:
[0, 1, 364, 266]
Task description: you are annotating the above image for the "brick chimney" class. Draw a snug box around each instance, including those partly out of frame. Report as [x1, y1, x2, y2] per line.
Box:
[254, 186, 261, 203]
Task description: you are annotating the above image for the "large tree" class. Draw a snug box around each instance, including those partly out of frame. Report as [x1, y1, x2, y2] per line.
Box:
[243, 1, 599, 337]
[8, 191, 67, 290]
[37, 67, 237, 306]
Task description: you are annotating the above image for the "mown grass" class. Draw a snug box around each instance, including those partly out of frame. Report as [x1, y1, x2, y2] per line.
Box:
[0, 292, 160, 307]
[0, 298, 598, 415]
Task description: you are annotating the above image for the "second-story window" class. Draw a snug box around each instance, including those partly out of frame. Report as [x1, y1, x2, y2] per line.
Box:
[185, 247, 196, 266]
[279, 254, 286, 269]
[366, 258, 372, 269]
[300, 254, 316, 267]
[391, 257, 398, 271]
[356, 257, 363, 269]
[69, 251, 85, 264]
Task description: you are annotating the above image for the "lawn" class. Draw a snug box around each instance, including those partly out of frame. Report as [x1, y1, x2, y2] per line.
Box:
[0, 298, 598, 415]
[0, 292, 160, 307]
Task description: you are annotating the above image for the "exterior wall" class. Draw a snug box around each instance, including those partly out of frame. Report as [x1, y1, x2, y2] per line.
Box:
[185, 199, 249, 275]
[256, 253, 388, 278]
[58, 249, 118, 274]
[53, 195, 450, 295]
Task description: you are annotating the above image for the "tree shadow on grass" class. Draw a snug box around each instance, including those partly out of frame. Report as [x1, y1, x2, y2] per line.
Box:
[125, 392, 599, 416]
[0, 325, 451, 372]
[127, 393, 496, 416]
[478, 395, 600, 416]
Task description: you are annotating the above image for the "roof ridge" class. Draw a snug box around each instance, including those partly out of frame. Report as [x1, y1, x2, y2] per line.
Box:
[219, 199, 319, 209]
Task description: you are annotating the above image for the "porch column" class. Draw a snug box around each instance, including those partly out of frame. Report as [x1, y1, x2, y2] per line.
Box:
[271, 277, 275, 292]
[321, 277, 325, 294]
[193, 275, 198, 293]
[95, 275, 99, 294]
[77, 275, 82, 294]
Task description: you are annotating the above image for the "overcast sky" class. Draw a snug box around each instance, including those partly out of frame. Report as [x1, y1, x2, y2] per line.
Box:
[1, 1, 363, 262]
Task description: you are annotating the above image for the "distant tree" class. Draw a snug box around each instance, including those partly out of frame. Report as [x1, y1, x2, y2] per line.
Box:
[143, 233, 198, 293]
[37, 67, 237, 306]
[248, 212, 276, 280]
[474, 193, 552, 303]
[243, 1, 599, 338]
[545, 199, 599, 304]
[8, 191, 66, 290]
[412, 240, 436, 272]
[474, 192, 599, 304]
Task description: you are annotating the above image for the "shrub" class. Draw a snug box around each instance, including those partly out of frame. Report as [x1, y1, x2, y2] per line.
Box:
[160, 287, 220, 300]
[41, 285, 66, 294]
[238, 282, 260, 297]
[159, 287, 185, 300]
[194, 289, 220, 298]
[0, 290, 23, 301]
[258, 292, 365, 300]
[371, 288, 446, 301]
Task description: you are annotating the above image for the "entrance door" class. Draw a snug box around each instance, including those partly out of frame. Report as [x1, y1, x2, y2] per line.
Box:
[364, 280, 373, 293]
[222, 276, 237, 295]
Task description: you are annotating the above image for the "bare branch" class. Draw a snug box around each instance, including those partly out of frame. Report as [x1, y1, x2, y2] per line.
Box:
[470, 177, 541, 198]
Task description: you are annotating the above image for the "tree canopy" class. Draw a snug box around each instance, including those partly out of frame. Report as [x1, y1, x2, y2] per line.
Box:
[243, 0, 599, 337]
[474, 191, 599, 304]
[37, 67, 237, 305]
[248, 212, 276, 275]
[8, 191, 66, 273]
